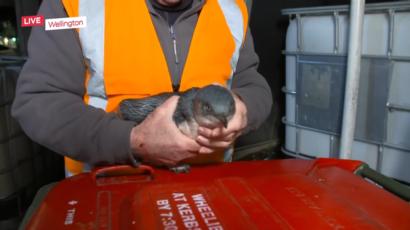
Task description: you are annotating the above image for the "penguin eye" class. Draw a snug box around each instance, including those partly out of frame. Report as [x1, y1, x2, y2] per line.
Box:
[203, 104, 211, 112]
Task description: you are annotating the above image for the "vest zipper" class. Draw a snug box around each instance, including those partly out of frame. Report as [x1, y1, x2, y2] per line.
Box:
[170, 25, 180, 92]
[170, 26, 179, 64]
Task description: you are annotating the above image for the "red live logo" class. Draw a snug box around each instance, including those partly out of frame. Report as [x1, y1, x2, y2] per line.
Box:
[21, 15, 45, 27]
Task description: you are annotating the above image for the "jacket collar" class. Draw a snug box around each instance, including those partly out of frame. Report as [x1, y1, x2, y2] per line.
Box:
[145, 0, 205, 18]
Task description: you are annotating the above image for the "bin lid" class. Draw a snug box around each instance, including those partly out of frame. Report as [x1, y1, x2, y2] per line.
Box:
[24, 159, 410, 229]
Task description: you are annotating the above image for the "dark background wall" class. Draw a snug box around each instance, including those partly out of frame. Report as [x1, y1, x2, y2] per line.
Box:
[14, 0, 41, 55]
[236, 0, 394, 155]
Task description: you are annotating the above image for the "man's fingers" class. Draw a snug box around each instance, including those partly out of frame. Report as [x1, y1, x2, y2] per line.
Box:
[223, 132, 237, 142]
[198, 127, 236, 139]
[157, 95, 180, 115]
[197, 127, 213, 138]
[196, 135, 232, 149]
[211, 127, 226, 138]
[163, 95, 180, 106]
[178, 136, 202, 152]
[198, 127, 238, 141]
[198, 147, 215, 154]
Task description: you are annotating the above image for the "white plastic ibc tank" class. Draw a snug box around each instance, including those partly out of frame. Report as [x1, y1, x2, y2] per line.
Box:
[282, 2, 410, 183]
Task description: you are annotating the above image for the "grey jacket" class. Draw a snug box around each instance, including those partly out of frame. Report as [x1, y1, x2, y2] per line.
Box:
[12, 0, 272, 165]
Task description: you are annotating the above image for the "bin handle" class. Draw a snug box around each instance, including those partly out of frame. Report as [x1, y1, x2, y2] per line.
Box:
[355, 164, 410, 202]
[93, 165, 154, 179]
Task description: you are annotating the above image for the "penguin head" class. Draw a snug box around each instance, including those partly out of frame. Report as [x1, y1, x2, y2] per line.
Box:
[193, 85, 236, 129]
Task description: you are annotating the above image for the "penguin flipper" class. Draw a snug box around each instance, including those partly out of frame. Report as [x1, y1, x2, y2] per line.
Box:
[119, 93, 174, 124]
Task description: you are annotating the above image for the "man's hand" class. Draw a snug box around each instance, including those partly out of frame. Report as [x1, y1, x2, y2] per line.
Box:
[130, 96, 201, 166]
[196, 93, 247, 154]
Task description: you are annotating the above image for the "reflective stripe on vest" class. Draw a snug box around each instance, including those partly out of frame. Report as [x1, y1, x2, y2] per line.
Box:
[62, 0, 249, 176]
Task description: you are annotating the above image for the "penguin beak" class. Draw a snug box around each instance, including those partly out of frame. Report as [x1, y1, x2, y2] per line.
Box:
[219, 116, 228, 128]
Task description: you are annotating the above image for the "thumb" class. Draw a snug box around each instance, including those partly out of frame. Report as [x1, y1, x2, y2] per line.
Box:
[158, 95, 180, 117]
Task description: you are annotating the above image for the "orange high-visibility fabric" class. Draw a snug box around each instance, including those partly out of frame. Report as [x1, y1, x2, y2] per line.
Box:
[180, 0, 234, 91]
[61, 0, 248, 175]
[65, 157, 84, 175]
[103, 0, 172, 112]
[62, 0, 79, 18]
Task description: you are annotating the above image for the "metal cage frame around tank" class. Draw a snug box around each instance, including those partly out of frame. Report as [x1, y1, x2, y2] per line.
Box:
[281, 2, 410, 182]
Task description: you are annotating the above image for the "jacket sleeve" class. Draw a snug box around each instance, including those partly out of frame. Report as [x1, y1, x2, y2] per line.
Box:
[12, 0, 136, 165]
[231, 29, 273, 133]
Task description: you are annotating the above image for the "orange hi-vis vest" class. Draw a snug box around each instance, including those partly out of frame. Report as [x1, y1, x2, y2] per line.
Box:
[62, 0, 249, 176]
